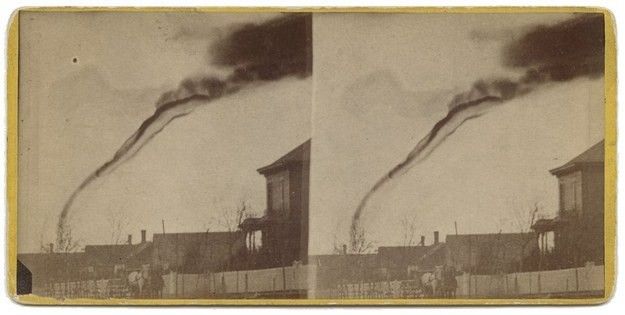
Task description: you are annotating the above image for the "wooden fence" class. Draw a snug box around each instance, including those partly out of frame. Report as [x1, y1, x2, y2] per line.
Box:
[455, 264, 604, 297]
[311, 264, 604, 299]
[161, 264, 312, 298]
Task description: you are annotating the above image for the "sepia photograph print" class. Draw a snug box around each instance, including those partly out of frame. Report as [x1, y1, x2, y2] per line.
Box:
[7, 8, 615, 305]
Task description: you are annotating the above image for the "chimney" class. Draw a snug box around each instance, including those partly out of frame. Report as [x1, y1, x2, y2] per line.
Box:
[420, 235, 425, 247]
[127, 234, 132, 245]
[434, 231, 439, 245]
[141, 230, 146, 243]
[342, 244, 347, 255]
[49, 243, 54, 253]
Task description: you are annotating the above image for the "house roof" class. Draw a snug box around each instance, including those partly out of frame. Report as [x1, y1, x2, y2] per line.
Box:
[550, 140, 604, 176]
[18, 252, 87, 266]
[84, 242, 152, 266]
[257, 139, 311, 175]
[377, 246, 432, 262]
[310, 253, 378, 267]
[416, 242, 447, 267]
[152, 231, 244, 272]
[378, 244, 447, 271]
[238, 215, 270, 231]
[531, 217, 566, 232]
[446, 232, 536, 250]
[152, 231, 242, 243]
[17, 252, 88, 279]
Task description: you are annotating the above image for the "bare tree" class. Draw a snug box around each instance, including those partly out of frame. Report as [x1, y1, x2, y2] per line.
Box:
[331, 222, 347, 254]
[400, 214, 419, 247]
[349, 223, 374, 254]
[208, 198, 257, 270]
[331, 221, 375, 255]
[107, 209, 130, 245]
[509, 202, 540, 271]
[511, 202, 540, 234]
[38, 214, 54, 253]
[54, 224, 82, 253]
[213, 198, 255, 232]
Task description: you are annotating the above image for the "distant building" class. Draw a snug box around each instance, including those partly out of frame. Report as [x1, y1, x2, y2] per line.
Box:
[533, 140, 605, 268]
[152, 231, 245, 273]
[377, 233, 447, 278]
[310, 232, 447, 290]
[377, 246, 434, 278]
[310, 253, 380, 290]
[17, 252, 87, 295]
[445, 233, 538, 274]
[239, 139, 310, 268]
[83, 241, 152, 278]
[17, 230, 154, 294]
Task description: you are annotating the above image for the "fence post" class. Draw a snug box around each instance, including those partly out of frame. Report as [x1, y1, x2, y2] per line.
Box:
[175, 271, 179, 297]
[474, 276, 477, 296]
[212, 272, 215, 295]
[505, 275, 509, 296]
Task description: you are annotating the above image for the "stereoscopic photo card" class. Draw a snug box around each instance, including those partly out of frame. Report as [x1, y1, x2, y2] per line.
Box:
[6, 7, 616, 305]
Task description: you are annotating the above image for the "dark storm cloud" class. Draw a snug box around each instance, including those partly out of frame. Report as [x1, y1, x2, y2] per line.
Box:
[503, 13, 605, 81]
[211, 13, 312, 81]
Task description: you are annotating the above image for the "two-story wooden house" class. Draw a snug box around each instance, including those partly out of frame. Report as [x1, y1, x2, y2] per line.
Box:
[239, 139, 310, 269]
[533, 140, 604, 268]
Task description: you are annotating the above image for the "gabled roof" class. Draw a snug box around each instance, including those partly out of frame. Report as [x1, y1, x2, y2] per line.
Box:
[257, 139, 311, 175]
[550, 140, 604, 176]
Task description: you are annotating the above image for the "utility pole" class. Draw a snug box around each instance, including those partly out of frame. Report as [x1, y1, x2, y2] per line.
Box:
[162, 219, 166, 234]
[454, 221, 458, 235]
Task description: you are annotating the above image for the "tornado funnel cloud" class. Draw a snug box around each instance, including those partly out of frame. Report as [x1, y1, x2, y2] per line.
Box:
[57, 77, 236, 245]
[351, 96, 503, 236]
[350, 13, 605, 241]
[57, 13, 312, 247]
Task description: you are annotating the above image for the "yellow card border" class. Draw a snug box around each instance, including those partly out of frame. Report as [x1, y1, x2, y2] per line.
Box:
[5, 6, 617, 306]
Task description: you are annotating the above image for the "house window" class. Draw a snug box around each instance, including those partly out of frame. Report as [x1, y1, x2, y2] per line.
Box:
[560, 172, 582, 214]
[268, 171, 289, 215]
